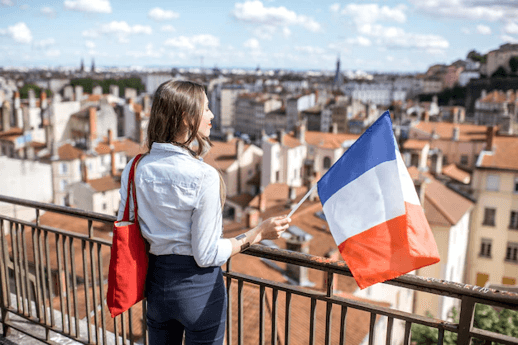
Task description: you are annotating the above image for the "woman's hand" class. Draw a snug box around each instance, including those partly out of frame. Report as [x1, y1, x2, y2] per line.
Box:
[254, 215, 291, 242]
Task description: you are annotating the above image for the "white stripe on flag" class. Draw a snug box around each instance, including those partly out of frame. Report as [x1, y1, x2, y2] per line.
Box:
[396, 153, 421, 206]
[322, 159, 406, 246]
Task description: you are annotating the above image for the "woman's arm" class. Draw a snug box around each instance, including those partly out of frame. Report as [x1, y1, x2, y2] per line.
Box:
[228, 215, 291, 257]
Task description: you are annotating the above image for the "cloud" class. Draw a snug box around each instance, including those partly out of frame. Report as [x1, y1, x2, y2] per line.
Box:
[0, 22, 33, 44]
[243, 38, 260, 49]
[1, 0, 13, 6]
[19, 4, 29, 10]
[294, 46, 326, 54]
[329, 3, 340, 13]
[346, 36, 372, 47]
[164, 34, 220, 50]
[358, 24, 449, 53]
[127, 43, 163, 58]
[64, 0, 112, 14]
[45, 49, 61, 57]
[477, 24, 492, 35]
[82, 21, 152, 43]
[408, 0, 512, 21]
[461, 27, 471, 34]
[340, 3, 407, 26]
[505, 21, 518, 34]
[161, 25, 176, 32]
[232, 1, 321, 32]
[85, 40, 95, 49]
[41, 7, 56, 17]
[501, 34, 518, 43]
[148, 7, 179, 21]
[34, 38, 56, 49]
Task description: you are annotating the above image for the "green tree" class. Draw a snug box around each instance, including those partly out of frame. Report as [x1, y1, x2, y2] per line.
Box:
[18, 84, 53, 99]
[510, 57, 518, 74]
[70, 77, 145, 97]
[412, 305, 518, 345]
[467, 50, 487, 64]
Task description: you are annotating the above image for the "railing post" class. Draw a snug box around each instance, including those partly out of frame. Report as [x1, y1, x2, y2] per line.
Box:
[0, 219, 10, 337]
[457, 296, 476, 345]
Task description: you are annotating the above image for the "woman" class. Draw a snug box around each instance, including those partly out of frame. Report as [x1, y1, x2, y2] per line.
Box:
[117, 80, 291, 345]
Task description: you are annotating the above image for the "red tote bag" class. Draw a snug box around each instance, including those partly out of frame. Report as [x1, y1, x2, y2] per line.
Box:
[107, 153, 148, 318]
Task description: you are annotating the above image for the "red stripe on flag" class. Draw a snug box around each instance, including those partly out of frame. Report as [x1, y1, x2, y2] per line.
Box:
[338, 202, 440, 289]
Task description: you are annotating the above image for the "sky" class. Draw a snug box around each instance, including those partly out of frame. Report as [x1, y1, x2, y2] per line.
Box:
[0, 0, 517, 73]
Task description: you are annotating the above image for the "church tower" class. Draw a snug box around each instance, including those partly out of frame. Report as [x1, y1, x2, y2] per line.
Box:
[333, 55, 344, 89]
[91, 58, 96, 73]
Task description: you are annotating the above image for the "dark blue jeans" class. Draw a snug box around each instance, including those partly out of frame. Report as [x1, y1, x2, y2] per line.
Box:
[146, 254, 227, 345]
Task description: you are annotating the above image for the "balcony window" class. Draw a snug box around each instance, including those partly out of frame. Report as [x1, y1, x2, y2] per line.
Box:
[514, 177, 518, 193]
[486, 175, 499, 191]
[505, 242, 518, 263]
[460, 155, 468, 166]
[59, 163, 68, 175]
[479, 238, 492, 258]
[483, 208, 496, 226]
[510, 211, 518, 230]
[323, 156, 331, 169]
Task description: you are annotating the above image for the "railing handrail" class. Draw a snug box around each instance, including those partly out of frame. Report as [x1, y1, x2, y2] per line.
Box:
[2, 193, 518, 308]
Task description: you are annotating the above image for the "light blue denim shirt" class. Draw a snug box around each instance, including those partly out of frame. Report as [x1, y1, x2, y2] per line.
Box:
[117, 142, 232, 267]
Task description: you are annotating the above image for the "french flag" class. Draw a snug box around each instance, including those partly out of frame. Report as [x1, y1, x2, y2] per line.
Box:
[317, 111, 440, 289]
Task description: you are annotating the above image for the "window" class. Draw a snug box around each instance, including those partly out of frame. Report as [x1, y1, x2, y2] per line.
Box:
[59, 163, 68, 175]
[442, 155, 448, 165]
[506, 242, 518, 263]
[486, 175, 500, 191]
[59, 179, 68, 192]
[514, 177, 518, 193]
[103, 203, 107, 211]
[510, 211, 518, 230]
[479, 238, 492, 258]
[275, 170, 280, 182]
[483, 208, 496, 226]
[460, 155, 468, 165]
[323, 156, 331, 169]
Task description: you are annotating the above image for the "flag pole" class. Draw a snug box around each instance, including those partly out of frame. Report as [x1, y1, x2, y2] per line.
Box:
[287, 184, 317, 218]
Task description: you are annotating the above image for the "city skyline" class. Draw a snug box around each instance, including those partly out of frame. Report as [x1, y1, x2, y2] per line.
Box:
[0, 0, 517, 72]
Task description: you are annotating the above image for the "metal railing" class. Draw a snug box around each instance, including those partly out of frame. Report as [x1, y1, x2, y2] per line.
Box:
[0, 194, 517, 345]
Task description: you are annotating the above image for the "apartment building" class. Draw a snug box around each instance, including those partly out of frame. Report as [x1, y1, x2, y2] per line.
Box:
[486, 43, 518, 77]
[234, 93, 282, 138]
[468, 133, 518, 287]
[475, 90, 517, 135]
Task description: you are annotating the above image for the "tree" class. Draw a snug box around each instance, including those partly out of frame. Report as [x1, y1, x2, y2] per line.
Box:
[510, 56, 518, 74]
[467, 50, 487, 64]
[18, 84, 53, 99]
[412, 305, 518, 345]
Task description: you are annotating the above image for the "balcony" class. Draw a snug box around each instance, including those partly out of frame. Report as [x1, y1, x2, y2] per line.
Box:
[0, 194, 517, 345]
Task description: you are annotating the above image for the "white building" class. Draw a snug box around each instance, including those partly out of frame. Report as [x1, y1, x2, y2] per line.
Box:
[69, 175, 121, 215]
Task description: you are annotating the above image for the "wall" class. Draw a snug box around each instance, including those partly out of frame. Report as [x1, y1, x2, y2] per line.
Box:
[0, 156, 52, 222]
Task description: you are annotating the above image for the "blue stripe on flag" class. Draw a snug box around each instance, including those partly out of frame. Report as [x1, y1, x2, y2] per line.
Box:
[317, 111, 396, 206]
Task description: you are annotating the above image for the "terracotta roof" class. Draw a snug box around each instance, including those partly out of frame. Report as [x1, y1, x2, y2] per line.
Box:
[408, 166, 473, 226]
[58, 143, 84, 160]
[227, 193, 255, 207]
[414, 122, 487, 142]
[305, 131, 360, 150]
[0, 127, 23, 142]
[403, 139, 429, 150]
[88, 175, 121, 192]
[95, 137, 146, 157]
[479, 135, 518, 171]
[87, 94, 102, 102]
[133, 103, 143, 113]
[203, 138, 253, 171]
[442, 164, 471, 184]
[479, 90, 515, 103]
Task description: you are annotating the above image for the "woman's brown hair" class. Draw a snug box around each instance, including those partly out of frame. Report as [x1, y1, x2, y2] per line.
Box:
[147, 80, 208, 156]
[146, 79, 226, 205]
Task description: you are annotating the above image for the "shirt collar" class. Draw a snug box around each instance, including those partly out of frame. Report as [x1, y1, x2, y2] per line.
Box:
[150, 142, 202, 160]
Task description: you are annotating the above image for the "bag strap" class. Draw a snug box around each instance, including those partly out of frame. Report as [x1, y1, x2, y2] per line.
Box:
[121, 153, 145, 222]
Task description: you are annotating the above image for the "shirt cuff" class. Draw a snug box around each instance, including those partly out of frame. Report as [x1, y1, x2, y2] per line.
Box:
[214, 238, 233, 266]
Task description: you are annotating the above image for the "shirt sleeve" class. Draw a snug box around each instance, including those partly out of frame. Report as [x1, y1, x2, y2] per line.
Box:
[191, 167, 232, 267]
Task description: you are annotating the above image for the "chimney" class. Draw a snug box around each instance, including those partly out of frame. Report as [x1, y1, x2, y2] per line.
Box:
[481, 89, 487, 99]
[40, 91, 48, 110]
[296, 119, 306, 144]
[423, 110, 430, 122]
[28, 89, 36, 108]
[431, 150, 443, 175]
[93, 85, 102, 95]
[111, 149, 117, 176]
[1, 101, 11, 132]
[285, 226, 313, 286]
[64, 85, 74, 100]
[314, 89, 319, 104]
[225, 130, 234, 142]
[258, 187, 266, 212]
[22, 106, 30, 132]
[109, 85, 119, 98]
[414, 177, 427, 206]
[0, 90, 4, 104]
[507, 90, 513, 102]
[452, 126, 460, 141]
[486, 126, 494, 151]
[14, 91, 20, 110]
[88, 107, 97, 149]
[80, 154, 88, 183]
[143, 95, 151, 114]
[75, 85, 83, 102]
[277, 129, 285, 146]
[331, 123, 338, 134]
[236, 139, 244, 194]
[108, 129, 113, 146]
